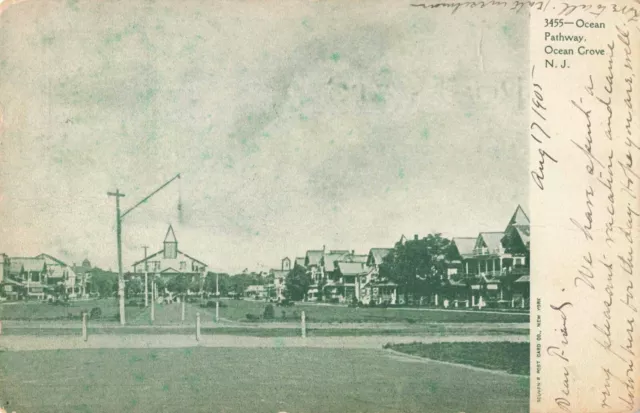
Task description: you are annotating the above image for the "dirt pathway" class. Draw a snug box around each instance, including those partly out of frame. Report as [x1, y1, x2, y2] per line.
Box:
[0, 333, 528, 351]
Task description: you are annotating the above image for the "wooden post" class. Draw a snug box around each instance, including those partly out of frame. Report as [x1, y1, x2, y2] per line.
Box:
[82, 312, 88, 342]
[511, 298, 515, 308]
[472, 295, 476, 307]
[150, 281, 155, 322]
[0, 320, 3, 335]
[196, 312, 201, 341]
[144, 272, 148, 307]
[215, 301, 219, 322]
[143, 245, 149, 307]
[522, 297, 526, 309]
[434, 294, 439, 307]
[181, 300, 185, 322]
[107, 189, 126, 326]
[301, 311, 306, 338]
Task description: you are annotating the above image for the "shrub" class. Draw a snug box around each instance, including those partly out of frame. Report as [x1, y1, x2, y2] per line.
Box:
[281, 310, 286, 319]
[246, 313, 259, 321]
[405, 318, 417, 324]
[89, 307, 102, 319]
[263, 304, 275, 319]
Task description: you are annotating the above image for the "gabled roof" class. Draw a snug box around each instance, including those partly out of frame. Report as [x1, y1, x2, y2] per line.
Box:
[164, 225, 177, 243]
[179, 251, 207, 267]
[477, 232, 505, 253]
[34, 253, 69, 267]
[451, 237, 476, 258]
[305, 250, 323, 267]
[347, 254, 368, 264]
[132, 249, 163, 267]
[323, 251, 350, 272]
[131, 249, 207, 268]
[367, 248, 393, 266]
[160, 267, 181, 273]
[515, 226, 530, 248]
[336, 262, 369, 276]
[10, 257, 46, 273]
[506, 205, 530, 229]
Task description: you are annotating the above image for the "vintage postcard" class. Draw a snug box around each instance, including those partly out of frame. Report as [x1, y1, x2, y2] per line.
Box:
[0, 0, 637, 412]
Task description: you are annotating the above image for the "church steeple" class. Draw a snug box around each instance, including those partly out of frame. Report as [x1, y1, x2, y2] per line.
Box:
[163, 225, 178, 259]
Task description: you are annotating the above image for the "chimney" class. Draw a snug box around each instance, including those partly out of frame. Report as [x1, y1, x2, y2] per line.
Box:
[414, 234, 419, 241]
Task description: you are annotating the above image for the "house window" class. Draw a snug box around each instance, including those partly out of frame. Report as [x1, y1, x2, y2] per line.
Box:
[153, 261, 161, 271]
[180, 261, 186, 270]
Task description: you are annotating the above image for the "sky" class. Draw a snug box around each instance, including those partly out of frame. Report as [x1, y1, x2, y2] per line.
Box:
[0, 0, 528, 273]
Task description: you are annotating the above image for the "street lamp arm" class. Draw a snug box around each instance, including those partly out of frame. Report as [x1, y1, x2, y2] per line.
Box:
[121, 173, 181, 219]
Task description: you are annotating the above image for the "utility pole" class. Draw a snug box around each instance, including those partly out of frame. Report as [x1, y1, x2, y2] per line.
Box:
[107, 189, 126, 325]
[107, 173, 181, 326]
[216, 273, 219, 297]
[143, 245, 149, 307]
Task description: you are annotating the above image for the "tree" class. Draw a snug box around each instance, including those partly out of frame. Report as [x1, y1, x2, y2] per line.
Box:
[155, 277, 167, 296]
[90, 270, 118, 298]
[204, 272, 231, 296]
[125, 276, 143, 298]
[167, 274, 190, 297]
[285, 264, 311, 301]
[379, 234, 451, 304]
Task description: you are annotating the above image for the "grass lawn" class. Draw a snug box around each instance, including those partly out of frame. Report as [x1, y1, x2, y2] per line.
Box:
[0, 298, 529, 324]
[386, 342, 530, 375]
[0, 347, 529, 413]
[0, 299, 144, 322]
[199, 299, 529, 324]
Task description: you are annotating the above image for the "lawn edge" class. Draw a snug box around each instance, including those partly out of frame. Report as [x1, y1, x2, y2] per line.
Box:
[381, 348, 530, 378]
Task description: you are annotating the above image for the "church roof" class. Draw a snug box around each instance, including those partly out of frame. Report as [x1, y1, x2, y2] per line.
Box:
[131, 249, 207, 268]
[164, 225, 177, 243]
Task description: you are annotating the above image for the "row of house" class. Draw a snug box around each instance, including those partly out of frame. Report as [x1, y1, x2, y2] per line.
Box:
[268, 205, 531, 308]
[1, 225, 210, 301]
[0, 253, 89, 300]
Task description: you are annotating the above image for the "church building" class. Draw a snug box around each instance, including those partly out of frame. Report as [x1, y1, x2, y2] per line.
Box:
[131, 225, 208, 277]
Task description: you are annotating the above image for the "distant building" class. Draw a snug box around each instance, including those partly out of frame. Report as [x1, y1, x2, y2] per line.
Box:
[360, 247, 397, 305]
[132, 225, 208, 275]
[269, 257, 291, 300]
[35, 253, 77, 294]
[131, 225, 208, 295]
[8, 257, 46, 299]
[245, 284, 267, 299]
[0, 253, 78, 300]
[446, 205, 531, 308]
[72, 258, 93, 297]
[0, 253, 8, 284]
